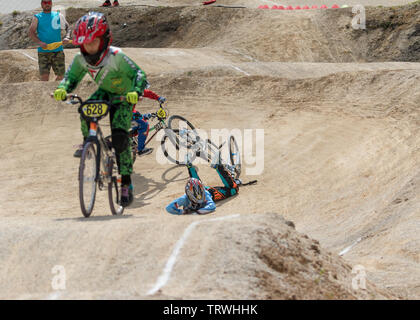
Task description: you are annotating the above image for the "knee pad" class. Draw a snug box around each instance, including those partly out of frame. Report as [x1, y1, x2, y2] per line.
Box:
[112, 129, 129, 153]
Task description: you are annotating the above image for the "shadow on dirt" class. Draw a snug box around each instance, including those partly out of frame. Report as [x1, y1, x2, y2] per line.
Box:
[130, 166, 188, 208]
[55, 214, 137, 222]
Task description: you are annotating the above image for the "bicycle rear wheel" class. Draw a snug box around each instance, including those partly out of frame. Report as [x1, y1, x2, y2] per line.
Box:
[108, 157, 124, 215]
[79, 141, 98, 217]
[228, 135, 241, 179]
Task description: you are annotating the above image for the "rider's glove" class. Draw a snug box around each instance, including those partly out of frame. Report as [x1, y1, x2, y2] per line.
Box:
[126, 91, 139, 104]
[158, 96, 166, 104]
[143, 113, 152, 120]
[54, 88, 67, 101]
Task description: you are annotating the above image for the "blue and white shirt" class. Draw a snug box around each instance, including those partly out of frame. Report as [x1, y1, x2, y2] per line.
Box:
[166, 190, 216, 215]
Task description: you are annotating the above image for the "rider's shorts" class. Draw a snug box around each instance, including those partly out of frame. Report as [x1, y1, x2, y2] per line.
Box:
[38, 51, 65, 76]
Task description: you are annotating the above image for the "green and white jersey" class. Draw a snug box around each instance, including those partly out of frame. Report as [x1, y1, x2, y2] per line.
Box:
[58, 46, 148, 96]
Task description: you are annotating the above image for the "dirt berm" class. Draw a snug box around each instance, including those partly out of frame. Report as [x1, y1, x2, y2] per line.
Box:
[2, 4, 420, 62]
[0, 3, 418, 299]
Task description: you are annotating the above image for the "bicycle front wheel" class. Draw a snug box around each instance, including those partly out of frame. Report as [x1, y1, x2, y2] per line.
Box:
[161, 129, 197, 165]
[79, 141, 98, 217]
[168, 115, 196, 132]
[107, 157, 124, 215]
[167, 115, 199, 150]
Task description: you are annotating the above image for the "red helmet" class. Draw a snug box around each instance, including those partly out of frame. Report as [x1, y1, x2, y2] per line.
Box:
[73, 12, 113, 66]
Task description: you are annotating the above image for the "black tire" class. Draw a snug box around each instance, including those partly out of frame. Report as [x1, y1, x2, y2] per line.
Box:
[167, 115, 200, 150]
[228, 135, 241, 179]
[108, 157, 124, 215]
[168, 115, 196, 132]
[161, 129, 198, 165]
[79, 141, 98, 217]
[131, 134, 138, 165]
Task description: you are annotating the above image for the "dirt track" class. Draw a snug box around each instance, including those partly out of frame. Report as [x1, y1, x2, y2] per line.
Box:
[0, 1, 419, 299]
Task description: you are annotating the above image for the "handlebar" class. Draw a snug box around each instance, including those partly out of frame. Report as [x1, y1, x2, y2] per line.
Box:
[65, 94, 83, 105]
[146, 103, 168, 120]
[51, 93, 127, 105]
[52, 93, 168, 119]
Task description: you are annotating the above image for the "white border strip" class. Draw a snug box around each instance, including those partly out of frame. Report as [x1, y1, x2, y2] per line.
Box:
[146, 214, 240, 295]
[230, 65, 250, 76]
[339, 237, 362, 256]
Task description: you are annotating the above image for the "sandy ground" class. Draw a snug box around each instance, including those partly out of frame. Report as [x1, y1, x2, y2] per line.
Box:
[0, 3, 419, 299]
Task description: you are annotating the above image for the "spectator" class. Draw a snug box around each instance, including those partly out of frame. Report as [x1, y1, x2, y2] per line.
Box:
[28, 0, 71, 81]
[101, 1, 119, 7]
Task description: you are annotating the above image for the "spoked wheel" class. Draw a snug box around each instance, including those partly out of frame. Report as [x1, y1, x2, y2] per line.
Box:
[161, 129, 198, 165]
[228, 135, 241, 179]
[168, 115, 196, 132]
[167, 115, 199, 149]
[107, 157, 124, 215]
[79, 141, 98, 217]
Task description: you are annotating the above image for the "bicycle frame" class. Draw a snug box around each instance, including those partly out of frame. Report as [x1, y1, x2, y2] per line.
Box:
[143, 117, 167, 147]
[131, 104, 169, 148]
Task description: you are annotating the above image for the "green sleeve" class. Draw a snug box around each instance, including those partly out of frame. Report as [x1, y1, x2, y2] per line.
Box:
[118, 52, 148, 95]
[57, 54, 87, 93]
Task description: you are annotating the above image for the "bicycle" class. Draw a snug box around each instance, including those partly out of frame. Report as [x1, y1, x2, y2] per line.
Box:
[65, 94, 126, 217]
[129, 102, 199, 165]
[168, 124, 243, 180]
[130, 105, 256, 186]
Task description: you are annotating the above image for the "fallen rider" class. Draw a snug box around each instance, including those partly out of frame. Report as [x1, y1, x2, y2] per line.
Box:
[166, 160, 243, 215]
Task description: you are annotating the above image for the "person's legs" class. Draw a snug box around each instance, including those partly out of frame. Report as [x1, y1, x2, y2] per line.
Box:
[215, 164, 238, 190]
[110, 99, 134, 206]
[101, 0, 111, 7]
[38, 52, 51, 81]
[51, 51, 65, 81]
[110, 103, 133, 176]
[207, 164, 239, 201]
[206, 186, 229, 202]
[136, 117, 152, 155]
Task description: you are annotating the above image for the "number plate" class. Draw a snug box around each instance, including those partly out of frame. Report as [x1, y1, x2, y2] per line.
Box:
[82, 103, 108, 118]
[157, 108, 166, 119]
